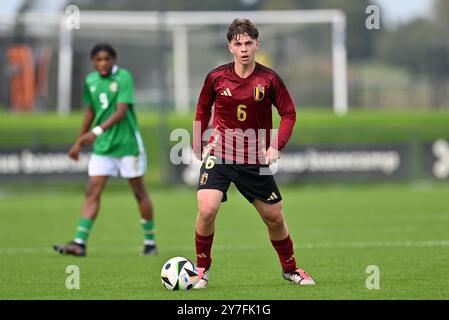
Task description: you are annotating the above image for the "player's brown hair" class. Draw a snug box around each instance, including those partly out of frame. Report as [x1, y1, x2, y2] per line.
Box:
[226, 18, 259, 42]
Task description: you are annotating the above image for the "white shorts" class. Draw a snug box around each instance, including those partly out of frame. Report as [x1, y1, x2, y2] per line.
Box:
[88, 153, 147, 178]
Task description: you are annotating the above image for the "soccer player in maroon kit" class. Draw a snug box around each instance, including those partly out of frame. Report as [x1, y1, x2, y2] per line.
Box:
[192, 18, 315, 288]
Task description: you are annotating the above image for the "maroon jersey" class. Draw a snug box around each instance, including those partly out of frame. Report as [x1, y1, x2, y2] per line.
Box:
[193, 62, 296, 164]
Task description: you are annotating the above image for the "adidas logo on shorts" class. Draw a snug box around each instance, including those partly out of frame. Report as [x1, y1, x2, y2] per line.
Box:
[267, 192, 278, 201]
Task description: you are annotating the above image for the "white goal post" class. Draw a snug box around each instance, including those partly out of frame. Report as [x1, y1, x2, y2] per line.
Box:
[53, 10, 347, 115]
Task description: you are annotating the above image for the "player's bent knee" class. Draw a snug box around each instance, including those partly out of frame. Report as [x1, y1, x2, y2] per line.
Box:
[198, 204, 219, 222]
[265, 214, 285, 227]
[260, 204, 286, 229]
[198, 205, 219, 217]
[197, 198, 220, 217]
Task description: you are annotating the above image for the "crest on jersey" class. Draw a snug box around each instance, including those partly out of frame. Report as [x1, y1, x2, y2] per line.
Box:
[253, 84, 264, 102]
[199, 172, 208, 186]
[109, 81, 118, 92]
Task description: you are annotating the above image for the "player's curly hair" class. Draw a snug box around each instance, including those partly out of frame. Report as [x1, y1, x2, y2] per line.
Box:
[226, 18, 259, 42]
[90, 43, 117, 59]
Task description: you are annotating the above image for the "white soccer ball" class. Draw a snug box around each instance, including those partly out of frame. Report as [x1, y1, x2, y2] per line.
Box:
[160, 257, 198, 290]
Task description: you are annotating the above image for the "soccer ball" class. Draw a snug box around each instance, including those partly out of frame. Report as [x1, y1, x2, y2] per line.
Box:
[160, 257, 198, 290]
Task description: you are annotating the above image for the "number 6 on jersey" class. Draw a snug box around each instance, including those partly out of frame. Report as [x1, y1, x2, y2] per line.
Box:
[237, 104, 247, 121]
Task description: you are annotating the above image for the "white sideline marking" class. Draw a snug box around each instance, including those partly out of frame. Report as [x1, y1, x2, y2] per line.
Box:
[1, 240, 449, 254]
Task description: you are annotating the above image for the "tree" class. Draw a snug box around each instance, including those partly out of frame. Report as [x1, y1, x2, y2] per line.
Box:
[434, 0, 449, 23]
[258, 0, 378, 60]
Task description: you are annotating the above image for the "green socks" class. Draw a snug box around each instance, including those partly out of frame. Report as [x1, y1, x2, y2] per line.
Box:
[141, 219, 155, 245]
[74, 218, 94, 245]
[73, 217, 155, 246]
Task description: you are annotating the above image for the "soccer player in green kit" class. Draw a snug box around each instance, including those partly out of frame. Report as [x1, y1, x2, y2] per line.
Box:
[53, 44, 157, 256]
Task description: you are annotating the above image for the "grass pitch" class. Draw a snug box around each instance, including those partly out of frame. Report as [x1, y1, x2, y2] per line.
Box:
[1, 182, 448, 300]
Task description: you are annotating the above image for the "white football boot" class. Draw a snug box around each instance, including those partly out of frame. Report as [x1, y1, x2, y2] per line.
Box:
[194, 267, 210, 289]
[282, 268, 316, 285]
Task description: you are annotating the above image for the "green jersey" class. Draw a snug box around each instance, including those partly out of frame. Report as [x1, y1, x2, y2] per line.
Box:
[83, 66, 144, 157]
